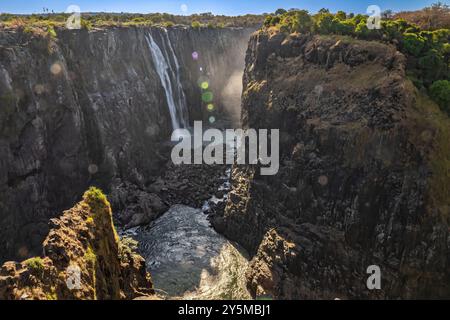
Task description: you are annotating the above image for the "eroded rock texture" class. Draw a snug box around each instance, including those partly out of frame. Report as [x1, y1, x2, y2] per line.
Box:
[0, 188, 153, 300]
[212, 31, 450, 299]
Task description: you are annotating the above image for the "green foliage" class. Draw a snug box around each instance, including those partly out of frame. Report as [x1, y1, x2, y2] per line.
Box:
[84, 245, 97, 266]
[118, 237, 139, 262]
[430, 80, 450, 113]
[191, 20, 202, 29]
[290, 10, 313, 33]
[24, 257, 45, 274]
[402, 33, 426, 56]
[275, 9, 287, 16]
[1, 12, 265, 29]
[261, 8, 449, 103]
[316, 13, 336, 34]
[163, 21, 174, 28]
[418, 49, 446, 85]
[81, 19, 92, 30]
[336, 11, 347, 21]
[83, 186, 109, 213]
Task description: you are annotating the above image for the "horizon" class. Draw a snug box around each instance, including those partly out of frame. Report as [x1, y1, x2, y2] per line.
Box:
[0, 0, 442, 16]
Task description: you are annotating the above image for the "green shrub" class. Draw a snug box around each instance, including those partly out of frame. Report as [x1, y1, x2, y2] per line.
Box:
[83, 186, 108, 212]
[163, 21, 174, 28]
[418, 49, 446, 84]
[24, 257, 45, 274]
[46, 25, 57, 38]
[402, 33, 426, 56]
[191, 20, 201, 29]
[430, 80, 450, 113]
[118, 237, 139, 262]
[291, 10, 313, 33]
[81, 19, 92, 30]
[275, 9, 287, 16]
[316, 13, 335, 34]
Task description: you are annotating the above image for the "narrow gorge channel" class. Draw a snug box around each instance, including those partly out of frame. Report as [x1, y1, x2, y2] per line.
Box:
[0, 25, 255, 299]
[129, 27, 251, 299]
[1, 10, 449, 300]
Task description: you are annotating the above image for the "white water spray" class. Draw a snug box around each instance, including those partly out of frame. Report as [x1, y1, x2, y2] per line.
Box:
[146, 30, 189, 130]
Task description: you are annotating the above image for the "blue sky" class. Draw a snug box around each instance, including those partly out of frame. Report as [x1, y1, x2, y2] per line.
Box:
[0, 0, 443, 15]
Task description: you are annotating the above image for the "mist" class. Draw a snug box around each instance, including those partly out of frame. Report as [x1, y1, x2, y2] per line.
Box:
[221, 70, 243, 127]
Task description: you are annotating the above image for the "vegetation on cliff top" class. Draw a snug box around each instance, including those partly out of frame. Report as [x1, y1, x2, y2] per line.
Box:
[0, 12, 264, 30]
[263, 3, 450, 115]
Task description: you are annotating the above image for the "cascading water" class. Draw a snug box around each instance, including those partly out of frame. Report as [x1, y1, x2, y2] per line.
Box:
[146, 29, 189, 130]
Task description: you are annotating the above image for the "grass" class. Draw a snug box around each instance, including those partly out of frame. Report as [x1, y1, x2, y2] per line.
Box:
[83, 187, 109, 211]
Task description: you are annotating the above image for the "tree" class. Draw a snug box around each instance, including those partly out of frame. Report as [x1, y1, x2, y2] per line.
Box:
[336, 11, 347, 21]
[418, 49, 446, 84]
[430, 80, 450, 113]
[275, 8, 287, 16]
[316, 13, 335, 34]
[402, 33, 426, 56]
[382, 10, 394, 19]
[291, 10, 313, 33]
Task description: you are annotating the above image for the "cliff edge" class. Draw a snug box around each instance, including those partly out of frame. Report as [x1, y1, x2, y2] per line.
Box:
[212, 31, 450, 299]
[0, 187, 153, 300]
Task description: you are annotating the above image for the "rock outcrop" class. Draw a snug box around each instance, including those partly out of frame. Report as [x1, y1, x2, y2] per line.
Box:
[0, 187, 153, 300]
[0, 26, 252, 262]
[212, 31, 450, 299]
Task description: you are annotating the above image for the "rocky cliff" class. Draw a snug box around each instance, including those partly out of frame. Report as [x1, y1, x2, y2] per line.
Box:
[212, 31, 450, 299]
[0, 187, 153, 300]
[0, 26, 252, 262]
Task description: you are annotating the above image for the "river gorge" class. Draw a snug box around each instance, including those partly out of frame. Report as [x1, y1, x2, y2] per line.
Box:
[0, 21, 449, 300]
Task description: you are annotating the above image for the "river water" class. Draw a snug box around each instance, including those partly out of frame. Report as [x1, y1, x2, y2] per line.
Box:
[128, 204, 251, 300]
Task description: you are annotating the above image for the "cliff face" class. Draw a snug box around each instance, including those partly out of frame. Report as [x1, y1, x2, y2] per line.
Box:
[0, 187, 153, 300]
[0, 26, 252, 262]
[212, 31, 450, 299]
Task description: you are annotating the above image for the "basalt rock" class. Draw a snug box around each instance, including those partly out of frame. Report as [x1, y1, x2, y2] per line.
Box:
[0, 26, 252, 262]
[212, 31, 450, 299]
[0, 187, 154, 300]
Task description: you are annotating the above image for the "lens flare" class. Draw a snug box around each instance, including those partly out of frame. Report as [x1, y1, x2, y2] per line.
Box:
[207, 104, 214, 111]
[202, 91, 213, 103]
[201, 81, 209, 90]
[50, 62, 62, 75]
[192, 51, 199, 60]
[209, 116, 216, 124]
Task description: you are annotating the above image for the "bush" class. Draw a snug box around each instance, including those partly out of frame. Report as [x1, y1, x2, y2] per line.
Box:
[24, 257, 45, 274]
[118, 237, 139, 262]
[430, 80, 450, 113]
[316, 13, 335, 34]
[275, 9, 287, 16]
[46, 25, 57, 39]
[83, 186, 109, 212]
[418, 49, 446, 84]
[163, 21, 174, 28]
[291, 10, 313, 33]
[191, 20, 201, 29]
[402, 33, 426, 56]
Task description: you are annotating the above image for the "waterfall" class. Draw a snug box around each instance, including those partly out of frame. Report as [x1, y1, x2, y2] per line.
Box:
[146, 30, 189, 130]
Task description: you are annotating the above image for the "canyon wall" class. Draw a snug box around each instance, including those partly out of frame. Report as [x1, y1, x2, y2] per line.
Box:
[0, 26, 252, 262]
[212, 31, 450, 299]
